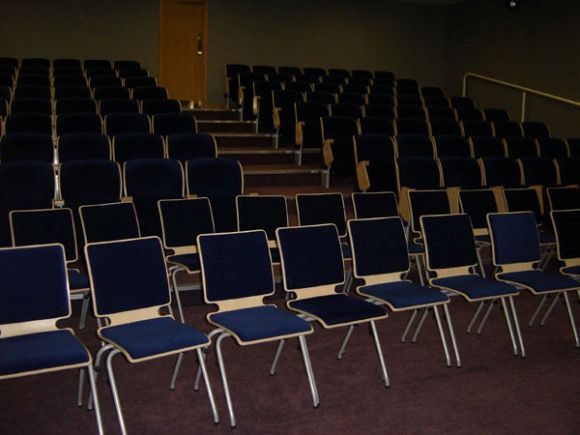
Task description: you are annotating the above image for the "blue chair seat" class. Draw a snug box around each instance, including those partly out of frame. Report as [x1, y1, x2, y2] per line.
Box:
[432, 274, 518, 300]
[167, 253, 201, 272]
[498, 270, 580, 293]
[68, 269, 89, 290]
[358, 281, 449, 310]
[0, 330, 90, 376]
[562, 266, 580, 276]
[100, 317, 209, 361]
[289, 294, 387, 327]
[209, 305, 311, 343]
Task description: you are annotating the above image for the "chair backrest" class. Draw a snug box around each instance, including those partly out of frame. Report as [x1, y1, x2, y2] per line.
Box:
[396, 156, 441, 192]
[351, 191, 398, 219]
[469, 136, 506, 158]
[153, 113, 197, 136]
[186, 157, 243, 197]
[487, 211, 540, 270]
[421, 213, 479, 277]
[348, 217, 409, 283]
[85, 237, 170, 323]
[547, 186, 580, 211]
[536, 138, 569, 159]
[0, 133, 53, 163]
[479, 157, 522, 187]
[236, 195, 288, 241]
[198, 230, 274, 308]
[0, 244, 69, 330]
[504, 137, 537, 158]
[60, 160, 122, 206]
[80, 202, 141, 244]
[105, 113, 151, 136]
[503, 187, 543, 224]
[56, 113, 103, 135]
[55, 97, 97, 115]
[141, 99, 181, 116]
[395, 135, 434, 158]
[158, 197, 214, 252]
[10, 208, 78, 263]
[5, 113, 52, 135]
[166, 132, 217, 162]
[57, 133, 111, 162]
[550, 209, 580, 265]
[438, 157, 482, 189]
[296, 192, 347, 237]
[517, 156, 557, 187]
[433, 135, 471, 158]
[458, 188, 503, 233]
[276, 224, 345, 297]
[554, 157, 580, 186]
[112, 133, 165, 164]
[408, 189, 454, 236]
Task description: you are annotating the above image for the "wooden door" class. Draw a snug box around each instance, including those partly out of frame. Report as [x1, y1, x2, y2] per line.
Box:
[159, 0, 207, 106]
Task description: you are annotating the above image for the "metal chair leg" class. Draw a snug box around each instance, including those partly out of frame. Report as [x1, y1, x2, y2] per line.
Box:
[400, 309, 418, 343]
[79, 293, 90, 330]
[298, 335, 320, 407]
[466, 301, 486, 334]
[433, 306, 451, 367]
[369, 321, 390, 388]
[215, 332, 237, 427]
[529, 295, 548, 327]
[171, 269, 186, 323]
[443, 304, 461, 367]
[476, 301, 495, 335]
[87, 365, 105, 435]
[412, 308, 429, 343]
[337, 325, 355, 360]
[509, 296, 526, 358]
[77, 368, 85, 407]
[170, 353, 184, 391]
[88, 344, 113, 411]
[270, 339, 286, 375]
[106, 349, 127, 435]
[562, 291, 580, 348]
[196, 348, 220, 424]
[540, 293, 560, 326]
[500, 298, 518, 356]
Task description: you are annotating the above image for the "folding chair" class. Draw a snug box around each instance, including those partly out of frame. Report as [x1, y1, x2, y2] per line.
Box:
[276, 224, 389, 387]
[158, 197, 215, 322]
[153, 113, 197, 136]
[439, 157, 483, 189]
[547, 185, 580, 211]
[194, 229, 318, 427]
[353, 134, 397, 192]
[421, 213, 525, 357]
[487, 211, 580, 348]
[57, 133, 111, 162]
[351, 191, 398, 219]
[112, 133, 165, 164]
[85, 237, 219, 434]
[0, 133, 54, 163]
[105, 113, 151, 136]
[0, 244, 103, 435]
[551, 208, 580, 301]
[166, 132, 217, 162]
[57, 113, 103, 135]
[80, 202, 141, 245]
[348, 217, 461, 367]
[10, 208, 91, 329]
[141, 99, 181, 116]
[321, 115, 359, 183]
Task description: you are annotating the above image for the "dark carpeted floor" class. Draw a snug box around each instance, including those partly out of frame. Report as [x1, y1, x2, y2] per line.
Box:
[2, 288, 579, 435]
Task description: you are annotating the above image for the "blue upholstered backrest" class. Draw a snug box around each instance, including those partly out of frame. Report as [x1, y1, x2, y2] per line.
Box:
[296, 193, 347, 236]
[80, 202, 140, 243]
[396, 135, 434, 158]
[354, 134, 395, 163]
[0, 161, 54, 202]
[349, 217, 409, 277]
[519, 156, 557, 186]
[481, 157, 521, 187]
[236, 195, 288, 240]
[60, 160, 121, 204]
[158, 198, 214, 248]
[439, 157, 482, 188]
[277, 224, 344, 291]
[124, 158, 183, 199]
[322, 116, 358, 139]
[56, 113, 103, 135]
[488, 211, 540, 265]
[352, 191, 398, 219]
[186, 157, 242, 197]
[153, 113, 197, 136]
[504, 188, 542, 223]
[0, 244, 69, 325]
[547, 186, 580, 211]
[86, 237, 170, 316]
[409, 189, 452, 233]
[113, 133, 165, 164]
[556, 157, 580, 186]
[421, 214, 478, 270]
[470, 136, 505, 158]
[537, 138, 568, 159]
[459, 189, 499, 229]
[58, 133, 110, 162]
[5, 113, 52, 134]
[551, 209, 580, 260]
[167, 133, 217, 162]
[397, 157, 440, 189]
[198, 230, 274, 302]
[10, 208, 77, 262]
[105, 113, 150, 136]
[434, 135, 471, 158]
[141, 99, 181, 116]
[0, 133, 53, 163]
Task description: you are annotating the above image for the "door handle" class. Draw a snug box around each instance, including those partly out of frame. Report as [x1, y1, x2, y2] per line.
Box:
[197, 33, 203, 56]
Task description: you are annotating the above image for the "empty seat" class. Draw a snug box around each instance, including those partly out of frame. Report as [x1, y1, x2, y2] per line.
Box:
[439, 157, 482, 189]
[224, 64, 250, 106]
[338, 92, 367, 106]
[53, 58, 82, 69]
[132, 86, 169, 101]
[99, 98, 140, 116]
[84, 59, 111, 70]
[152, 113, 197, 135]
[449, 96, 475, 110]
[470, 136, 506, 158]
[423, 95, 450, 109]
[364, 104, 395, 119]
[330, 102, 363, 119]
[52, 75, 87, 88]
[314, 82, 341, 94]
[427, 106, 456, 121]
[429, 120, 462, 136]
[93, 86, 130, 100]
[353, 134, 397, 192]
[16, 74, 51, 87]
[166, 132, 217, 162]
[112, 133, 165, 164]
[53, 85, 92, 100]
[504, 137, 538, 158]
[396, 156, 441, 194]
[395, 119, 430, 136]
[395, 134, 434, 158]
[433, 135, 471, 158]
[294, 101, 330, 149]
[4, 113, 52, 135]
[114, 59, 141, 71]
[60, 160, 122, 209]
[358, 117, 395, 136]
[555, 157, 580, 185]
[351, 191, 399, 219]
[547, 186, 580, 211]
[536, 138, 569, 158]
[321, 116, 359, 179]
[396, 105, 426, 119]
[306, 91, 336, 105]
[252, 80, 283, 131]
[57, 113, 103, 135]
[454, 107, 483, 121]
[522, 121, 550, 139]
[57, 133, 111, 162]
[278, 66, 302, 77]
[55, 98, 97, 115]
[89, 75, 123, 89]
[272, 89, 304, 139]
[0, 133, 53, 163]
[480, 157, 522, 187]
[141, 99, 181, 115]
[483, 108, 510, 122]
[493, 121, 523, 138]
[9, 98, 52, 115]
[518, 157, 558, 187]
[461, 120, 493, 138]
[105, 113, 151, 136]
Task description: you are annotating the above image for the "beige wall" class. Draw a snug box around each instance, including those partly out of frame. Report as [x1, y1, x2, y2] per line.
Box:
[445, 0, 580, 138]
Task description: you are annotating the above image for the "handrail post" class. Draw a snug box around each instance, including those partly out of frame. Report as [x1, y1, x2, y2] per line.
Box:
[521, 91, 527, 122]
[462, 74, 468, 97]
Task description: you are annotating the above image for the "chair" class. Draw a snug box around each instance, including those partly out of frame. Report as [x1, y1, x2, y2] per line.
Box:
[351, 69, 373, 79]
[547, 185, 580, 211]
[84, 59, 111, 70]
[554, 157, 580, 185]
[423, 95, 450, 109]
[278, 66, 302, 77]
[53, 75, 88, 88]
[10, 208, 92, 329]
[294, 102, 330, 160]
[470, 136, 506, 158]
[522, 121, 550, 139]
[284, 81, 312, 93]
[54, 85, 92, 100]
[166, 132, 217, 162]
[504, 137, 537, 158]
[395, 119, 430, 136]
[114, 60, 141, 71]
[454, 108, 483, 121]
[396, 157, 442, 200]
[55, 98, 97, 115]
[458, 187, 505, 245]
[252, 80, 283, 131]
[53, 58, 83, 70]
[60, 160, 122, 209]
[296, 192, 348, 240]
[429, 120, 462, 137]
[330, 103, 363, 119]
[158, 197, 215, 322]
[132, 86, 169, 101]
[112, 133, 165, 164]
[364, 104, 395, 119]
[550, 209, 580, 301]
[408, 189, 455, 244]
[493, 121, 523, 138]
[395, 135, 435, 158]
[396, 106, 426, 120]
[479, 157, 522, 187]
[13, 85, 51, 100]
[85, 236, 218, 433]
[483, 108, 510, 122]
[358, 117, 395, 136]
[57, 133, 111, 162]
[98, 98, 140, 116]
[321, 116, 359, 181]
[427, 107, 456, 121]
[421, 213, 525, 357]
[487, 211, 579, 347]
[348, 217, 461, 367]
[0, 133, 53, 163]
[351, 191, 398, 219]
[518, 156, 557, 187]
[93, 86, 130, 100]
[124, 159, 184, 237]
[460, 120, 493, 138]
[433, 135, 471, 158]
[89, 75, 123, 89]
[186, 157, 243, 233]
[338, 92, 366, 105]
[80, 202, 141, 245]
[57, 113, 103, 135]
[421, 87, 445, 98]
[9, 98, 52, 115]
[307, 91, 336, 105]
[276, 224, 389, 388]
[353, 134, 397, 192]
[152, 113, 197, 136]
[439, 157, 483, 189]
[195, 229, 318, 427]
[141, 99, 181, 116]
[0, 162, 55, 246]
[272, 89, 304, 140]
[105, 113, 151, 136]
[0, 244, 103, 435]
[5, 113, 52, 135]
[224, 63, 250, 106]
[536, 138, 569, 158]
[567, 138, 580, 156]
[123, 76, 157, 89]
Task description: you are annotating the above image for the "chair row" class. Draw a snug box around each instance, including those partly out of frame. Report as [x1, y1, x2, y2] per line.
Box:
[0, 57, 142, 71]
[0, 85, 171, 102]
[4, 205, 579, 432]
[0, 112, 197, 136]
[0, 73, 156, 89]
[0, 96, 181, 117]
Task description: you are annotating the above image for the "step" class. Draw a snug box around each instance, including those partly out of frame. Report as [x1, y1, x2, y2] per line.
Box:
[214, 133, 277, 147]
[185, 108, 242, 121]
[243, 163, 326, 187]
[219, 147, 320, 165]
[196, 120, 257, 134]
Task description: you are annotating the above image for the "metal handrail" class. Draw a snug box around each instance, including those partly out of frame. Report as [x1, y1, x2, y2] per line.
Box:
[462, 72, 580, 122]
